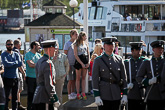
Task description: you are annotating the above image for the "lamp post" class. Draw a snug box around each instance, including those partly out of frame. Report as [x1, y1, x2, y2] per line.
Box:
[69, 0, 78, 29]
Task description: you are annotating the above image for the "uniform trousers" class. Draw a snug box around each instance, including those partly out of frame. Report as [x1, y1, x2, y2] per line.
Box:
[55, 76, 65, 104]
[98, 100, 120, 110]
[147, 100, 164, 110]
[128, 99, 146, 110]
[3, 78, 18, 110]
[35, 103, 54, 110]
[26, 77, 37, 110]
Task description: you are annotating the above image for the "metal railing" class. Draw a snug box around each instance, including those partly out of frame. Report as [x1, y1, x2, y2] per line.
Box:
[111, 20, 165, 32]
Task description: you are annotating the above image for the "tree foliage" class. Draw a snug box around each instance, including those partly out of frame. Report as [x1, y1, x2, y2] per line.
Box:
[0, 0, 92, 16]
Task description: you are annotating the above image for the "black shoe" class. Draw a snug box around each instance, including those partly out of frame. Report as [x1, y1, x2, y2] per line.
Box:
[18, 105, 26, 110]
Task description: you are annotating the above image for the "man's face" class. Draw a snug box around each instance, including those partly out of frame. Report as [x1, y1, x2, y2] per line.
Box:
[153, 47, 164, 56]
[132, 49, 142, 58]
[6, 41, 14, 51]
[72, 31, 78, 40]
[35, 42, 41, 52]
[53, 34, 55, 39]
[104, 43, 115, 53]
[50, 47, 56, 57]
[17, 42, 22, 50]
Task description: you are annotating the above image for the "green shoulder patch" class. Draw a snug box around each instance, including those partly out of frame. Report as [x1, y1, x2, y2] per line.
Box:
[124, 59, 130, 62]
[95, 55, 102, 59]
[143, 58, 149, 61]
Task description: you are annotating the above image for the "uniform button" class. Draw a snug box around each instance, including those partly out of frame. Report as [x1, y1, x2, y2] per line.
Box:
[156, 65, 158, 66]
[110, 63, 111, 65]
[156, 68, 158, 70]
[156, 72, 159, 74]
[136, 70, 137, 71]
[110, 68, 112, 70]
[110, 73, 112, 75]
[109, 58, 111, 60]
[110, 78, 112, 79]
[135, 65, 137, 67]
[135, 61, 137, 63]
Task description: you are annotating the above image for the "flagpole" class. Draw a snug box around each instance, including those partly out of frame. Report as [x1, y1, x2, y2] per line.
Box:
[30, 0, 33, 21]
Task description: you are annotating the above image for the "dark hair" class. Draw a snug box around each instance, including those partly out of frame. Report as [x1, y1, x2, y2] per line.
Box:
[14, 39, 20, 45]
[6, 39, 13, 44]
[70, 29, 78, 38]
[75, 31, 86, 47]
[17, 37, 21, 40]
[95, 39, 102, 44]
[30, 41, 37, 49]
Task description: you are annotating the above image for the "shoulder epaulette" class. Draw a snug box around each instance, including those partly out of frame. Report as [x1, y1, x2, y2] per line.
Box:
[124, 59, 130, 62]
[143, 58, 149, 61]
[95, 55, 102, 59]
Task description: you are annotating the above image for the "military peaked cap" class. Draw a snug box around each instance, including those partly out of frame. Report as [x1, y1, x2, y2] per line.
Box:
[41, 40, 57, 48]
[101, 37, 117, 45]
[150, 40, 164, 48]
[129, 42, 143, 50]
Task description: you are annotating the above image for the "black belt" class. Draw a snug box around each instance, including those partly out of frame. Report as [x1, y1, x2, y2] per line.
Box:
[100, 77, 118, 84]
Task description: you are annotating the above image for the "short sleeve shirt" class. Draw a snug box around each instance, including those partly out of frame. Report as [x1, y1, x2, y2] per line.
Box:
[25, 51, 42, 78]
[64, 41, 75, 65]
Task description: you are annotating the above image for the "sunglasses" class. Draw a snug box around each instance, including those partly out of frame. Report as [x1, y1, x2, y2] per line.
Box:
[6, 44, 13, 46]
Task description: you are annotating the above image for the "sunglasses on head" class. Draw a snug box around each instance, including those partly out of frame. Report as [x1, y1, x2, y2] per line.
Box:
[6, 44, 13, 46]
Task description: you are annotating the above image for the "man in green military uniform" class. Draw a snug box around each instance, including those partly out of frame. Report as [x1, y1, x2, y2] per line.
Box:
[92, 37, 127, 110]
[33, 40, 60, 110]
[124, 42, 146, 110]
[136, 40, 164, 110]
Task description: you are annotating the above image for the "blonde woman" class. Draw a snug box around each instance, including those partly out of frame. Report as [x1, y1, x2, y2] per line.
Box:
[92, 43, 104, 56]
[73, 32, 90, 100]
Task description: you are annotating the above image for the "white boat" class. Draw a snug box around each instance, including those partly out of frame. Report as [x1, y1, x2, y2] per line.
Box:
[75, 0, 165, 55]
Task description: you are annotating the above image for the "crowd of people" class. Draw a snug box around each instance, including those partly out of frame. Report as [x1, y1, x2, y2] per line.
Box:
[0, 29, 165, 110]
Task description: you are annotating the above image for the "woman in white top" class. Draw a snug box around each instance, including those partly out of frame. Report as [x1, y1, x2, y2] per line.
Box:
[73, 32, 90, 100]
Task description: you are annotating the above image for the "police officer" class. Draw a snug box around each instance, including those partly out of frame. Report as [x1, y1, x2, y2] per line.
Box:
[136, 40, 164, 110]
[92, 37, 128, 110]
[124, 42, 146, 110]
[33, 40, 60, 110]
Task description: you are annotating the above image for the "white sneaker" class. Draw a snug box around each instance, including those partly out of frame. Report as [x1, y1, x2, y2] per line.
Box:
[68, 94, 76, 100]
[71, 92, 77, 97]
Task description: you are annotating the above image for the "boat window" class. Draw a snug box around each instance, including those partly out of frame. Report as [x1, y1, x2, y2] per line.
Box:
[116, 36, 141, 47]
[89, 7, 96, 20]
[102, 7, 107, 19]
[88, 7, 91, 19]
[120, 5, 142, 20]
[144, 5, 160, 20]
[96, 7, 103, 19]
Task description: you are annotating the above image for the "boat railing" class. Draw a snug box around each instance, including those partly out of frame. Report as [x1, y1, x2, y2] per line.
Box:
[111, 20, 165, 32]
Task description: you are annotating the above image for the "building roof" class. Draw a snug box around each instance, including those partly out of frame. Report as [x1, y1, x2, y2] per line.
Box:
[25, 13, 82, 27]
[43, 0, 66, 6]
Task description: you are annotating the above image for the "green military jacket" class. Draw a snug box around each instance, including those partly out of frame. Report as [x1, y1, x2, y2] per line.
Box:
[92, 52, 127, 101]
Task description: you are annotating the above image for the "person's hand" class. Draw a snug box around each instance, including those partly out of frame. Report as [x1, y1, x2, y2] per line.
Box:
[127, 83, 134, 90]
[149, 77, 157, 85]
[81, 64, 86, 68]
[53, 101, 60, 108]
[95, 96, 103, 106]
[121, 95, 128, 105]
[85, 63, 90, 68]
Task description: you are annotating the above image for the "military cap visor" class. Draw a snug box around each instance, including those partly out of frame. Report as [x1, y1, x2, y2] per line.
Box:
[41, 40, 57, 48]
[102, 37, 117, 44]
[150, 40, 164, 48]
[129, 42, 143, 50]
